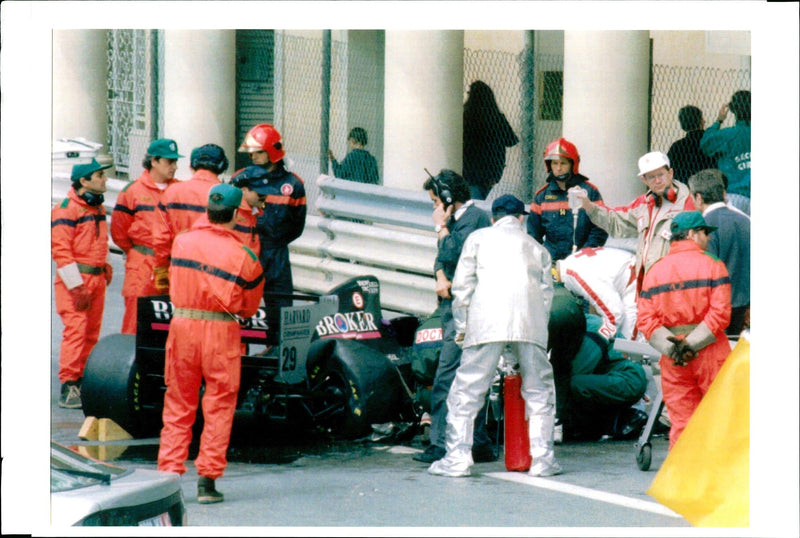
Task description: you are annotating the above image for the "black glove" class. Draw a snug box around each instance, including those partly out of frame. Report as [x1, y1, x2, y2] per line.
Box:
[667, 335, 697, 366]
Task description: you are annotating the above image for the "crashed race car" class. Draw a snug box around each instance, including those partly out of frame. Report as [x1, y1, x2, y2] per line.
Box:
[80, 275, 426, 439]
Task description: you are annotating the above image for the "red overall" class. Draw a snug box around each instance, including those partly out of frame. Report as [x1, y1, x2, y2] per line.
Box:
[156, 219, 264, 479]
[637, 240, 731, 448]
[153, 169, 220, 269]
[111, 170, 177, 333]
[51, 189, 109, 383]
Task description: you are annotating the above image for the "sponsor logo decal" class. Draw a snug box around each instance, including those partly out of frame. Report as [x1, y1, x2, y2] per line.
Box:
[147, 299, 270, 334]
[415, 328, 443, 344]
[352, 291, 364, 309]
[315, 311, 380, 339]
[356, 279, 379, 294]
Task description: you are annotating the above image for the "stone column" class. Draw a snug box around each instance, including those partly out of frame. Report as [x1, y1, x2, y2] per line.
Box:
[383, 31, 464, 190]
[563, 31, 651, 207]
[163, 30, 236, 180]
[53, 30, 108, 148]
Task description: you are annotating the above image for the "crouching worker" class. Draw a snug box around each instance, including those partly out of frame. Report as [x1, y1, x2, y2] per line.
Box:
[428, 195, 561, 478]
[546, 289, 648, 442]
[157, 183, 264, 504]
[566, 315, 649, 441]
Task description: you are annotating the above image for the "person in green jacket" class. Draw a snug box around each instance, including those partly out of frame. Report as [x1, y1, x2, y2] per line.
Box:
[700, 90, 751, 215]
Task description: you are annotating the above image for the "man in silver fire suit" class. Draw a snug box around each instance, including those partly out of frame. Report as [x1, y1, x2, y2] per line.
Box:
[428, 195, 561, 478]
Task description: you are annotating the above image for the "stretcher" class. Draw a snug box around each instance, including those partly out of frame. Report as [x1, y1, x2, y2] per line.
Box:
[612, 338, 665, 471]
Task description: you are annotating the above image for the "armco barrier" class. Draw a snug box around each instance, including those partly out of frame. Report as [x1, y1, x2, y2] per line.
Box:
[291, 175, 452, 317]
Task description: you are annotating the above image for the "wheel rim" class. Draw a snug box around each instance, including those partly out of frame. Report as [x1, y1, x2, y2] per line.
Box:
[307, 369, 350, 432]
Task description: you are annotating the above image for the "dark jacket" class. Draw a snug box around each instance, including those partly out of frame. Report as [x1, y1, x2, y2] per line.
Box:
[463, 113, 518, 190]
[433, 202, 491, 281]
[331, 148, 380, 185]
[667, 130, 717, 182]
[527, 173, 608, 262]
[703, 203, 750, 308]
[255, 165, 307, 249]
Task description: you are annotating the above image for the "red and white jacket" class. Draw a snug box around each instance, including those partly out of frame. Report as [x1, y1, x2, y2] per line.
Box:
[558, 246, 637, 340]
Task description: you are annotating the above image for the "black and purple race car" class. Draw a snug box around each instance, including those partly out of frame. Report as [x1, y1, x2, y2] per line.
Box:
[80, 275, 430, 439]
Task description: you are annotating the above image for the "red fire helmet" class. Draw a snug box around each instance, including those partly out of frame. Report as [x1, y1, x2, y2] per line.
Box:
[238, 123, 285, 163]
[543, 137, 580, 175]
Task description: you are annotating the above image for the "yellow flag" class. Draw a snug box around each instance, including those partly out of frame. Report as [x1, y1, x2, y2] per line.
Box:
[647, 335, 750, 527]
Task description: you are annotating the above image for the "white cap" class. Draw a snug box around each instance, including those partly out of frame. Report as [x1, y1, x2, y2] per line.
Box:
[637, 151, 670, 176]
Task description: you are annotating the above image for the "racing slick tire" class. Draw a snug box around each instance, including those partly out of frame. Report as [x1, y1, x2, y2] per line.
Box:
[306, 339, 404, 439]
[81, 334, 160, 438]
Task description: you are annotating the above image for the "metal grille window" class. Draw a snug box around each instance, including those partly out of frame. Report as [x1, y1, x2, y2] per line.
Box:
[106, 30, 157, 179]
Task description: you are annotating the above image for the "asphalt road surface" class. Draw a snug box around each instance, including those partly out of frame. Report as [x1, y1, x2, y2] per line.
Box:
[47, 253, 688, 531]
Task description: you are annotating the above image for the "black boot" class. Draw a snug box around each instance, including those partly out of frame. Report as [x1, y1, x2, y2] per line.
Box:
[197, 476, 224, 504]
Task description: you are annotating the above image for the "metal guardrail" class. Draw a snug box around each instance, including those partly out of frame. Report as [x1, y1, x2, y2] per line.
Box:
[315, 175, 436, 231]
[292, 176, 448, 317]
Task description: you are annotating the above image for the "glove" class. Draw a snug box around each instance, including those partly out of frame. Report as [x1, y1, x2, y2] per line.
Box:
[70, 286, 92, 311]
[104, 263, 113, 285]
[666, 335, 697, 366]
[153, 266, 170, 293]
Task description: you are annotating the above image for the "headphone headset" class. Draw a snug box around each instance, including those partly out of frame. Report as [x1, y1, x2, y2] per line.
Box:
[425, 168, 454, 207]
[647, 185, 677, 207]
[80, 190, 105, 207]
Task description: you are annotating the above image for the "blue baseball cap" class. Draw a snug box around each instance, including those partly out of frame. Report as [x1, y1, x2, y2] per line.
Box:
[71, 158, 112, 181]
[491, 194, 528, 217]
[147, 138, 183, 159]
[208, 183, 243, 209]
[230, 165, 271, 195]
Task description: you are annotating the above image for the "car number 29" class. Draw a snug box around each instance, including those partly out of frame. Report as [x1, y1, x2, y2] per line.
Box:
[281, 346, 298, 371]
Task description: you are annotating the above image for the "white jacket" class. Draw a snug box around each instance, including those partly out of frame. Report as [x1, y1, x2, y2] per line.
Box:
[557, 246, 637, 340]
[452, 215, 553, 349]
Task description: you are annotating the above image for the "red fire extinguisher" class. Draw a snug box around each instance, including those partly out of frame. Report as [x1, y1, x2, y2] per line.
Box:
[503, 374, 531, 471]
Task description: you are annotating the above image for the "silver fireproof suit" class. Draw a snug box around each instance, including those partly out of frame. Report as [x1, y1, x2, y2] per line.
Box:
[441, 215, 558, 475]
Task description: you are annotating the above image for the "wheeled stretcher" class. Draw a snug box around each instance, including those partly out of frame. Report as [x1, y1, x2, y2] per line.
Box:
[613, 338, 665, 471]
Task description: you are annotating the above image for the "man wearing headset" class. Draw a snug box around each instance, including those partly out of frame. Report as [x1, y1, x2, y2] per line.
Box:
[571, 151, 695, 294]
[415, 170, 496, 465]
[152, 144, 229, 293]
[52, 159, 114, 408]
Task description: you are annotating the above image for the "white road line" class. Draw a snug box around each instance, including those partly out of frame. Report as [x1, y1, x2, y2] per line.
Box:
[485, 472, 682, 519]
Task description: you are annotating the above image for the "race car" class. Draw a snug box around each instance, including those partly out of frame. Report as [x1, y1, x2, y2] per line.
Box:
[80, 275, 424, 439]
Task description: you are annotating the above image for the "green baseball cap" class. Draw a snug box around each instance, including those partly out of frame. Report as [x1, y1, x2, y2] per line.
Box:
[670, 211, 718, 234]
[147, 138, 184, 159]
[71, 158, 112, 181]
[208, 183, 242, 209]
